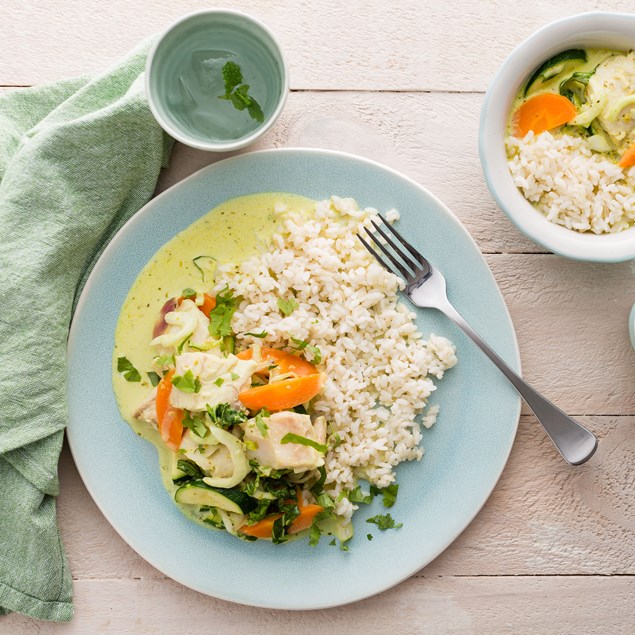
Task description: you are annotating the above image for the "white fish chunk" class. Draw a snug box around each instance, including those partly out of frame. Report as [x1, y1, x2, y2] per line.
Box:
[243, 411, 325, 471]
[170, 352, 257, 412]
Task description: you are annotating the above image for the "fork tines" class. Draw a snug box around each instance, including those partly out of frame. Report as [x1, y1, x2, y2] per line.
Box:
[357, 215, 430, 282]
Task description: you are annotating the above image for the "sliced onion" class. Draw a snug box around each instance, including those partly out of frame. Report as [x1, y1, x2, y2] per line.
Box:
[153, 298, 177, 338]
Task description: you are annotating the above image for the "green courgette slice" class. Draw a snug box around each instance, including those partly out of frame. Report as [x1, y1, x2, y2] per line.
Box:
[175, 480, 257, 514]
[524, 49, 587, 96]
[559, 70, 595, 108]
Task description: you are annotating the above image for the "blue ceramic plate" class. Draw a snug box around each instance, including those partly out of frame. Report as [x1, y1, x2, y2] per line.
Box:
[67, 149, 521, 609]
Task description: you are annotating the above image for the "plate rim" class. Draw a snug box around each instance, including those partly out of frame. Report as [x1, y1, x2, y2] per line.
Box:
[67, 147, 521, 610]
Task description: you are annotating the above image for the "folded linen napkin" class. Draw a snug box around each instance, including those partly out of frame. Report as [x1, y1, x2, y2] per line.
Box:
[0, 39, 173, 622]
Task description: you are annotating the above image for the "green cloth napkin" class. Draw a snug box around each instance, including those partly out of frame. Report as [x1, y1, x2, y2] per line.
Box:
[0, 39, 173, 622]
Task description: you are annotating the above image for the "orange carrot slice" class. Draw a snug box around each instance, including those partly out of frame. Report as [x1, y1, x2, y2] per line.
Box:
[513, 93, 577, 138]
[238, 373, 325, 411]
[155, 369, 184, 451]
[237, 347, 317, 376]
[239, 504, 324, 538]
[619, 143, 635, 168]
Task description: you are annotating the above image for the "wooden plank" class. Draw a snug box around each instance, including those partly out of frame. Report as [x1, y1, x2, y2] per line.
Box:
[57, 417, 634, 582]
[2, 575, 633, 634]
[0, 1, 632, 89]
[156, 91, 545, 254]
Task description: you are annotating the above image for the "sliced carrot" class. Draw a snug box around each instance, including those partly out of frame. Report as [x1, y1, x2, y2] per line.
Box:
[237, 347, 317, 376]
[239, 504, 324, 538]
[238, 373, 325, 411]
[619, 143, 635, 168]
[513, 93, 577, 138]
[177, 293, 216, 318]
[288, 505, 324, 535]
[155, 369, 184, 451]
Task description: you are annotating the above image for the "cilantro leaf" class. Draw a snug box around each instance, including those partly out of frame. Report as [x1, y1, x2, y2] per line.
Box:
[208, 286, 241, 339]
[372, 483, 399, 508]
[182, 411, 208, 438]
[348, 486, 373, 505]
[366, 513, 403, 530]
[154, 354, 175, 368]
[309, 522, 322, 547]
[206, 403, 248, 429]
[171, 369, 201, 393]
[117, 357, 141, 382]
[280, 433, 327, 454]
[291, 338, 322, 364]
[255, 409, 270, 437]
[277, 297, 298, 316]
[367, 534, 374, 541]
[147, 371, 161, 387]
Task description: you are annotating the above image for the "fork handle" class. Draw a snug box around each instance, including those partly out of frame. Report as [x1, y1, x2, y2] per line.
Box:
[440, 300, 598, 465]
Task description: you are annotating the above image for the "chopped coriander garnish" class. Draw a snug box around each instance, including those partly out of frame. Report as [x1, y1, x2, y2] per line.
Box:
[218, 60, 264, 123]
[329, 538, 336, 547]
[147, 371, 161, 387]
[309, 522, 322, 547]
[244, 331, 268, 338]
[230, 372, 240, 381]
[214, 377, 225, 387]
[366, 513, 403, 530]
[347, 486, 373, 505]
[370, 483, 399, 508]
[192, 255, 216, 282]
[117, 357, 141, 382]
[277, 297, 298, 316]
[255, 409, 270, 437]
[182, 411, 208, 437]
[206, 403, 248, 429]
[176, 459, 204, 480]
[291, 338, 322, 364]
[208, 286, 241, 339]
[171, 369, 201, 393]
[367, 534, 374, 541]
[280, 433, 327, 454]
[181, 288, 196, 299]
[154, 354, 175, 368]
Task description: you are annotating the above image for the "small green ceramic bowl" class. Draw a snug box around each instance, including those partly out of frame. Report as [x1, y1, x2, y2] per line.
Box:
[146, 10, 288, 151]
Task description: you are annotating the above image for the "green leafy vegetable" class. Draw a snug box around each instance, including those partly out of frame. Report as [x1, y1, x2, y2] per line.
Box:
[367, 534, 373, 541]
[147, 371, 161, 387]
[244, 331, 268, 338]
[208, 286, 241, 339]
[117, 357, 141, 382]
[291, 338, 322, 364]
[280, 433, 327, 454]
[181, 288, 196, 299]
[329, 538, 336, 547]
[192, 255, 216, 282]
[366, 513, 403, 530]
[182, 411, 208, 438]
[218, 60, 265, 123]
[370, 483, 399, 508]
[176, 459, 204, 480]
[171, 369, 201, 394]
[255, 409, 270, 437]
[277, 297, 298, 316]
[271, 501, 301, 544]
[154, 354, 175, 368]
[309, 522, 322, 547]
[206, 402, 248, 429]
[247, 499, 271, 524]
[348, 486, 373, 505]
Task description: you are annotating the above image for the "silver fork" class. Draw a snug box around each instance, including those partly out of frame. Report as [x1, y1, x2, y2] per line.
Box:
[358, 216, 598, 466]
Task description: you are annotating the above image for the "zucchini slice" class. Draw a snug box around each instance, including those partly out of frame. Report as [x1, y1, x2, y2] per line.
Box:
[560, 70, 596, 108]
[524, 49, 587, 96]
[175, 480, 257, 514]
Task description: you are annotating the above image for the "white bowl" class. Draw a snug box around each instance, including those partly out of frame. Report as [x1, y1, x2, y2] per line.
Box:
[479, 12, 635, 262]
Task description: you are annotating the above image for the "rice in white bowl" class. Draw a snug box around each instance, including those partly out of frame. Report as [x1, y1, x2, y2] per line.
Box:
[506, 131, 635, 234]
[217, 196, 457, 519]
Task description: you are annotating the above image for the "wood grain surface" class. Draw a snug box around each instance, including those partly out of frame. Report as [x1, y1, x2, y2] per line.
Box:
[1, 0, 634, 632]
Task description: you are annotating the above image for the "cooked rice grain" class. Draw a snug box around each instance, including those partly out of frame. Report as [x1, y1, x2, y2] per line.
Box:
[506, 131, 635, 234]
[218, 196, 457, 517]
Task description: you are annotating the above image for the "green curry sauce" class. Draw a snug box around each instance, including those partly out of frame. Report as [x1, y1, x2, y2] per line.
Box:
[112, 192, 316, 524]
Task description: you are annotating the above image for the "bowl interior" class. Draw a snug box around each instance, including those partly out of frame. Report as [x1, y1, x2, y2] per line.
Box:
[480, 13, 635, 262]
[148, 11, 286, 148]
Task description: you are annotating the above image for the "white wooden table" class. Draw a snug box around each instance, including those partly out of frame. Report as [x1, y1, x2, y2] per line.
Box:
[2, 2, 634, 633]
